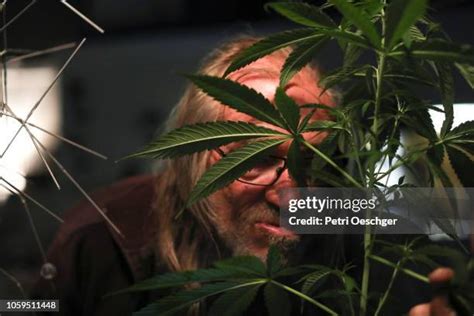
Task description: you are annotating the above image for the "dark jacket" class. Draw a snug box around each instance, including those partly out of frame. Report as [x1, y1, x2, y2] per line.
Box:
[31, 175, 158, 316]
[31, 175, 445, 316]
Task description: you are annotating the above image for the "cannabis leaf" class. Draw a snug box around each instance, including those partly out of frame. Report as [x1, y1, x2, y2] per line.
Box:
[224, 29, 325, 77]
[266, 2, 336, 28]
[186, 75, 285, 128]
[329, 0, 381, 48]
[385, 0, 428, 50]
[280, 36, 329, 86]
[127, 121, 286, 159]
[274, 87, 301, 133]
[187, 138, 288, 206]
[121, 246, 337, 316]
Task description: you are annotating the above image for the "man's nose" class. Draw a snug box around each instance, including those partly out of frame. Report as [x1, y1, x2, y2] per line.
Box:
[272, 139, 292, 157]
[264, 169, 297, 208]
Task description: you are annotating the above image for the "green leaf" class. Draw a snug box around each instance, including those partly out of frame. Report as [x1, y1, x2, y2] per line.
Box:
[186, 75, 285, 128]
[301, 270, 331, 295]
[299, 108, 318, 133]
[401, 105, 438, 141]
[369, 255, 430, 283]
[315, 28, 371, 49]
[319, 65, 369, 91]
[280, 36, 329, 87]
[113, 268, 242, 295]
[385, 0, 428, 49]
[266, 2, 336, 28]
[405, 25, 427, 46]
[302, 120, 345, 132]
[266, 245, 283, 277]
[391, 40, 474, 64]
[338, 272, 357, 292]
[315, 289, 356, 299]
[134, 281, 264, 316]
[416, 245, 467, 264]
[436, 63, 454, 136]
[386, 128, 402, 163]
[383, 71, 435, 87]
[455, 63, 474, 89]
[208, 285, 262, 316]
[224, 28, 324, 76]
[129, 121, 286, 159]
[264, 283, 291, 316]
[446, 145, 474, 186]
[187, 138, 288, 206]
[448, 121, 474, 155]
[311, 168, 347, 187]
[287, 139, 306, 186]
[300, 103, 343, 117]
[310, 132, 338, 171]
[452, 142, 474, 157]
[427, 143, 445, 166]
[329, 0, 381, 48]
[450, 120, 474, 137]
[360, 0, 385, 17]
[427, 158, 454, 188]
[343, 43, 363, 67]
[275, 87, 301, 133]
[214, 256, 267, 277]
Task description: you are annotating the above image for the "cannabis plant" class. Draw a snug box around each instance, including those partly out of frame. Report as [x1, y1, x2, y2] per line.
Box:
[124, 0, 474, 315]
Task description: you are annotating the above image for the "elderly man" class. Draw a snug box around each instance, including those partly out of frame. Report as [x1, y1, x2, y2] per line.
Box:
[32, 36, 458, 315]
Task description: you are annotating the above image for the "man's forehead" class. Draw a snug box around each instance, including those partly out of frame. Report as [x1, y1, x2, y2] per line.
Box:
[220, 53, 334, 128]
[222, 77, 330, 120]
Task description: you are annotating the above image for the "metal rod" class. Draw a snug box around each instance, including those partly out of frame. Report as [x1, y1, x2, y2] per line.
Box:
[60, 0, 104, 33]
[27, 133, 123, 237]
[8, 42, 76, 64]
[0, 0, 36, 33]
[26, 127, 61, 189]
[19, 195, 48, 263]
[1, 177, 63, 222]
[0, 38, 86, 158]
[0, 111, 107, 160]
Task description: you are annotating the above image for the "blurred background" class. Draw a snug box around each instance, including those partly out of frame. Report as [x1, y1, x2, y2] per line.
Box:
[0, 0, 472, 299]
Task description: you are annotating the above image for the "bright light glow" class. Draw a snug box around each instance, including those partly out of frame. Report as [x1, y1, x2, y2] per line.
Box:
[377, 103, 473, 187]
[0, 66, 61, 202]
[430, 103, 473, 132]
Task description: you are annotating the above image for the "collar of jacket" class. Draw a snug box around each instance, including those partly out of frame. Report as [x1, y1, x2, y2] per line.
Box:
[100, 175, 157, 282]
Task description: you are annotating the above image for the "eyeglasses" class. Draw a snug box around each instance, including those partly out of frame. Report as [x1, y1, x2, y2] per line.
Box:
[215, 147, 288, 186]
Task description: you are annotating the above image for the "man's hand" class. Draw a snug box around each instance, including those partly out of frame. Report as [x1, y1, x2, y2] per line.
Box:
[409, 268, 456, 316]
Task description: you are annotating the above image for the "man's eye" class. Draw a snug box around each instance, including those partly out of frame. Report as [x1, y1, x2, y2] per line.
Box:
[242, 168, 260, 178]
[260, 156, 276, 166]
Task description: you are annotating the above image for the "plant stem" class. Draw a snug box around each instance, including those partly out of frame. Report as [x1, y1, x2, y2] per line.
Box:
[359, 223, 372, 316]
[351, 126, 366, 186]
[369, 255, 429, 283]
[270, 280, 339, 315]
[360, 6, 388, 313]
[302, 140, 362, 188]
[374, 149, 424, 182]
[374, 259, 402, 316]
[371, 54, 386, 145]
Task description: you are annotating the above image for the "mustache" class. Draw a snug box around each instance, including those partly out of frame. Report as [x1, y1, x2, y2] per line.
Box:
[238, 202, 300, 253]
[237, 202, 280, 226]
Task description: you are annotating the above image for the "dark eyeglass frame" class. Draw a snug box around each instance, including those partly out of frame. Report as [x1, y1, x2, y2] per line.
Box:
[215, 147, 288, 187]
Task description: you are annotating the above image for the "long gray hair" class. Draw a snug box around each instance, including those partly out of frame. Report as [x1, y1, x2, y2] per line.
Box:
[151, 35, 335, 273]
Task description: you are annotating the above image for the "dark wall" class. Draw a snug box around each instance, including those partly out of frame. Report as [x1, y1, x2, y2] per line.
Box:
[0, 0, 473, 299]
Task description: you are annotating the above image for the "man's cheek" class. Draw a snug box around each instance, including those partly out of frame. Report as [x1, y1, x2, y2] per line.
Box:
[225, 182, 262, 206]
[302, 130, 327, 145]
